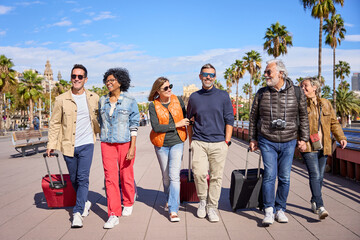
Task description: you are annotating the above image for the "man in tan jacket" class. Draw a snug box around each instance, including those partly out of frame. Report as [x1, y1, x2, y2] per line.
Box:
[46, 64, 100, 228]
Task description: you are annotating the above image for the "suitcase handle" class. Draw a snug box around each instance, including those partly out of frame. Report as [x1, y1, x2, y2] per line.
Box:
[188, 148, 192, 182]
[43, 152, 65, 188]
[245, 148, 262, 179]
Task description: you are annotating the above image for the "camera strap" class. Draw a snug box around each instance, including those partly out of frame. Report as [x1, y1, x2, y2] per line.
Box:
[270, 91, 287, 121]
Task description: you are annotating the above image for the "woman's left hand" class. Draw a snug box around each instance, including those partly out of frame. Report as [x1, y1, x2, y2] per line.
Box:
[340, 140, 347, 149]
[126, 146, 135, 161]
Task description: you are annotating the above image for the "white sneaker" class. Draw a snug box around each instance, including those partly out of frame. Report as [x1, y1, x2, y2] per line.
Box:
[122, 205, 133, 216]
[169, 212, 180, 222]
[262, 207, 274, 226]
[207, 208, 219, 222]
[311, 202, 318, 214]
[71, 212, 83, 228]
[103, 215, 119, 229]
[197, 200, 206, 218]
[318, 207, 329, 220]
[275, 209, 289, 223]
[82, 200, 92, 217]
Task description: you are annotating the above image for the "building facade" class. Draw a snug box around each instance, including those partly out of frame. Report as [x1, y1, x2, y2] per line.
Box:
[351, 72, 360, 91]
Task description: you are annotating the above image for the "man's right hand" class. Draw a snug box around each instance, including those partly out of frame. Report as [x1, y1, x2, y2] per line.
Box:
[46, 149, 54, 157]
[249, 141, 258, 152]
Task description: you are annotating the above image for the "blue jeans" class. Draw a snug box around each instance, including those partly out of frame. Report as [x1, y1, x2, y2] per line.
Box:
[258, 136, 297, 212]
[154, 142, 184, 213]
[301, 150, 327, 208]
[63, 143, 94, 214]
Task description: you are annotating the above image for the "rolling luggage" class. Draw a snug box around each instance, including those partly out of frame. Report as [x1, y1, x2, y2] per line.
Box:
[41, 153, 76, 208]
[180, 149, 209, 203]
[229, 148, 264, 211]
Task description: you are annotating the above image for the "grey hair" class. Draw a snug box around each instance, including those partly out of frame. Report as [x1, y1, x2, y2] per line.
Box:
[200, 63, 216, 74]
[301, 77, 321, 97]
[266, 59, 288, 78]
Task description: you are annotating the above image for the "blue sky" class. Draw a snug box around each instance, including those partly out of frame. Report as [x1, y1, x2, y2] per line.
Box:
[1, 0, 359, 102]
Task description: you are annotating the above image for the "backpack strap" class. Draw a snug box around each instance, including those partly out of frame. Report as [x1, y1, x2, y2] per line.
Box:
[294, 85, 300, 104]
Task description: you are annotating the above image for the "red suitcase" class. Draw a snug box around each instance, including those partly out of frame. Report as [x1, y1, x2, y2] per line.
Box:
[180, 149, 209, 203]
[41, 153, 76, 208]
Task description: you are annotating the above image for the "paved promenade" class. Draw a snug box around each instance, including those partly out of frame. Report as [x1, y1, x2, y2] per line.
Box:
[0, 126, 359, 240]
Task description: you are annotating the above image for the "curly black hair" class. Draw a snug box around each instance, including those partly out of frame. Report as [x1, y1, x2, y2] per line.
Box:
[103, 68, 131, 92]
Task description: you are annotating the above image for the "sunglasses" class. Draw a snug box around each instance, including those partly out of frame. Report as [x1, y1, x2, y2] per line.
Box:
[200, 72, 216, 78]
[160, 84, 173, 91]
[264, 70, 271, 76]
[71, 74, 85, 80]
[105, 78, 116, 84]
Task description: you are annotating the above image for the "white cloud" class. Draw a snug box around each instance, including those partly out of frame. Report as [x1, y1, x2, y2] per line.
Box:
[93, 11, 115, 21]
[345, 35, 360, 42]
[0, 5, 13, 14]
[0, 43, 359, 102]
[0, 30, 6, 36]
[344, 23, 354, 27]
[81, 19, 92, 25]
[52, 19, 72, 27]
[67, 28, 77, 32]
[16, 1, 42, 7]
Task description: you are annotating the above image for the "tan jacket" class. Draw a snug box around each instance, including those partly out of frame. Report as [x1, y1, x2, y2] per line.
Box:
[47, 89, 100, 157]
[303, 97, 346, 156]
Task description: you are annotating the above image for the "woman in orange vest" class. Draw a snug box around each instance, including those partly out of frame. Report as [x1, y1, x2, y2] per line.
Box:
[148, 77, 189, 222]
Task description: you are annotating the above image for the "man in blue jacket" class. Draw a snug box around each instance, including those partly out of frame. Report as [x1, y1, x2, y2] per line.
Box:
[187, 63, 234, 222]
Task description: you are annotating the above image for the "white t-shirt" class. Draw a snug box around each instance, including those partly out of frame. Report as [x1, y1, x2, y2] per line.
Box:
[72, 92, 94, 147]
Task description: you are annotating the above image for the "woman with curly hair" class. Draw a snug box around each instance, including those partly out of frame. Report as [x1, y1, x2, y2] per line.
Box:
[98, 68, 140, 229]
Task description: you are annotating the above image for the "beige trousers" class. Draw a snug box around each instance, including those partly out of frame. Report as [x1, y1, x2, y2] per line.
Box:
[191, 140, 228, 208]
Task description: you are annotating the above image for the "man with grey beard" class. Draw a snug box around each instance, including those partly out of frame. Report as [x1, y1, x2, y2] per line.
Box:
[249, 59, 309, 226]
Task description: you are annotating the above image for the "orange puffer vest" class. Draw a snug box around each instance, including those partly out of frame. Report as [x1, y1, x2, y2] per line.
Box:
[150, 95, 187, 147]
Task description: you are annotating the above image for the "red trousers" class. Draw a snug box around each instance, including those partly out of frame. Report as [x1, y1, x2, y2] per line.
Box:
[101, 142, 135, 217]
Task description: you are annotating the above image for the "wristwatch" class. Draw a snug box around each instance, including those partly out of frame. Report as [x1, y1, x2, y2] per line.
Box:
[225, 140, 232, 146]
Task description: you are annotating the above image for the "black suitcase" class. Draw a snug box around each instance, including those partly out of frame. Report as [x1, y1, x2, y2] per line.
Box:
[229, 148, 264, 211]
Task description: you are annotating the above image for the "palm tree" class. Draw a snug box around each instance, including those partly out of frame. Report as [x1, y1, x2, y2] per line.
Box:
[231, 60, 246, 126]
[338, 80, 350, 91]
[0, 55, 16, 134]
[214, 79, 225, 90]
[17, 70, 44, 129]
[296, 77, 304, 86]
[224, 67, 233, 94]
[301, 0, 344, 81]
[253, 70, 262, 92]
[335, 60, 350, 86]
[263, 22, 293, 58]
[54, 79, 71, 96]
[335, 87, 360, 127]
[324, 13, 346, 112]
[243, 50, 262, 111]
[321, 85, 332, 99]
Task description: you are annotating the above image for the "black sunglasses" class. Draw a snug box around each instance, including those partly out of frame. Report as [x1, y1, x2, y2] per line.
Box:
[71, 74, 84, 80]
[264, 70, 271, 76]
[161, 84, 173, 91]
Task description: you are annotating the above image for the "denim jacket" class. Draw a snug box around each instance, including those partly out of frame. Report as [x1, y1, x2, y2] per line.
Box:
[98, 92, 140, 143]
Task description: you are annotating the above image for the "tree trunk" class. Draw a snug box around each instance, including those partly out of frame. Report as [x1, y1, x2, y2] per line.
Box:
[0, 95, 3, 136]
[332, 47, 337, 113]
[236, 81, 239, 128]
[249, 75, 253, 113]
[318, 17, 323, 81]
[29, 99, 34, 129]
[38, 99, 42, 129]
